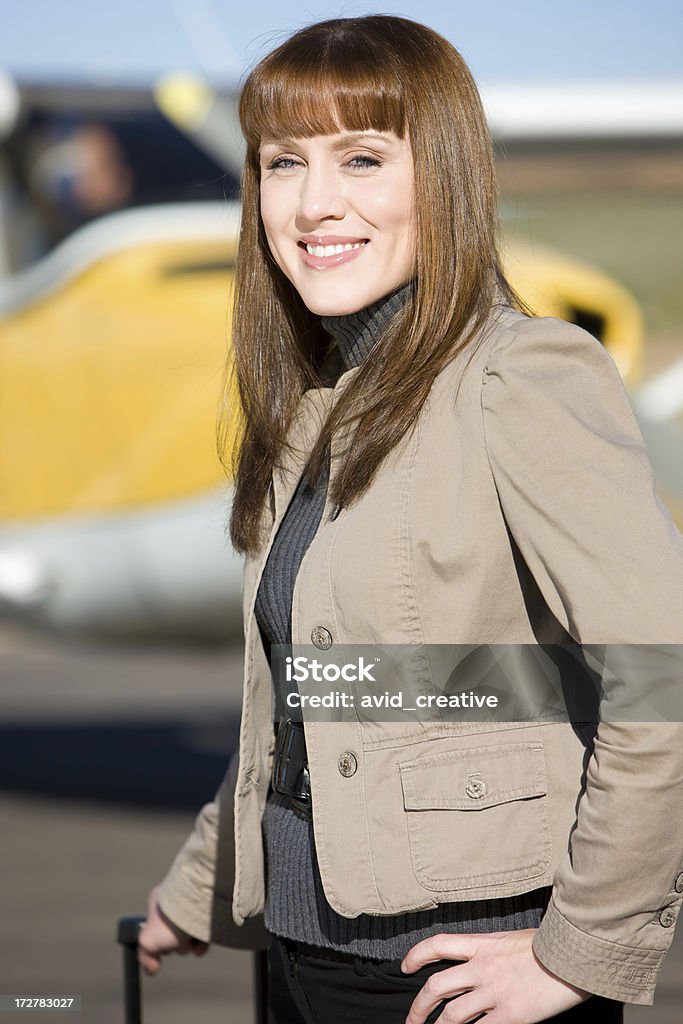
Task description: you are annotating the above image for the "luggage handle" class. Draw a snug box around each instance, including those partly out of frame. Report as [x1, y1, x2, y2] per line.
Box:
[116, 916, 145, 1024]
[116, 915, 268, 1024]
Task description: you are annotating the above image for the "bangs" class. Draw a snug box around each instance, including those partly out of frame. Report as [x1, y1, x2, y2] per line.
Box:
[240, 35, 406, 148]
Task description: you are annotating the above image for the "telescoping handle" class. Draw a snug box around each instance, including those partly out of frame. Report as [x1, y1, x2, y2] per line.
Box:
[116, 915, 268, 1024]
[116, 916, 145, 1024]
[253, 948, 268, 1024]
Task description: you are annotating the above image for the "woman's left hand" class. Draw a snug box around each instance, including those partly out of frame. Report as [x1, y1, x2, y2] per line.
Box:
[401, 928, 591, 1024]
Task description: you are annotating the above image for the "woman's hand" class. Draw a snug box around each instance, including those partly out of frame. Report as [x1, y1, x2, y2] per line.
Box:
[137, 884, 209, 976]
[401, 928, 590, 1024]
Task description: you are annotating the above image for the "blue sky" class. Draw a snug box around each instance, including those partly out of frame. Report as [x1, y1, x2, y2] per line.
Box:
[1, 0, 682, 87]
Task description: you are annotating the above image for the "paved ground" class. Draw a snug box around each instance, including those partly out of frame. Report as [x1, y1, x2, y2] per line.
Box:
[0, 622, 252, 1024]
[0, 622, 681, 1023]
[0, 793, 255, 1024]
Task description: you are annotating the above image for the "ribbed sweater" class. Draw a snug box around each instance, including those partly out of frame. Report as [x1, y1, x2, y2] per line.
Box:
[255, 283, 551, 958]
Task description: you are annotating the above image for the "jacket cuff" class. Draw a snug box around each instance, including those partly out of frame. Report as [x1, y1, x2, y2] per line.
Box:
[156, 867, 213, 944]
[532, 900, 664, 1006]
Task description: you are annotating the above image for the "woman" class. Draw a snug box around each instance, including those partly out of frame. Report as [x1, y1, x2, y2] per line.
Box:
[138, 16, 683, 1023]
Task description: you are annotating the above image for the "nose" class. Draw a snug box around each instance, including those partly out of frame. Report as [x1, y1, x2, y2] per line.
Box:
[296, 162, 345, 225]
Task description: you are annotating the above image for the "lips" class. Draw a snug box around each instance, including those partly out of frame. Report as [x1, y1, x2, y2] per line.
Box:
[298, 237, 370, 270]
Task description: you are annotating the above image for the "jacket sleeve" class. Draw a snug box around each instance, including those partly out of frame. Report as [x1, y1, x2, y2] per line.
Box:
[480, 315, 683, 1006]
[155, 750, 269, 950]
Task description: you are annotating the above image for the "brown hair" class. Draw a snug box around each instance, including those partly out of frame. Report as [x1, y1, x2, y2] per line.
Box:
[223, 15, 521, 555]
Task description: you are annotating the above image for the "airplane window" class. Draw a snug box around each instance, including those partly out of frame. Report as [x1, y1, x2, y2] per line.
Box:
[2, 107, 238, 269]
[568, 307, 607, 343]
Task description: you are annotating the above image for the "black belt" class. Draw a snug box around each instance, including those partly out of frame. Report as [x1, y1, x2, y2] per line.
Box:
[272, 719, 312, 820]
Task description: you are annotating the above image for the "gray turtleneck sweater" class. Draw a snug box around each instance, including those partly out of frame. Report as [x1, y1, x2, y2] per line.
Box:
[255, 283, 551, 958]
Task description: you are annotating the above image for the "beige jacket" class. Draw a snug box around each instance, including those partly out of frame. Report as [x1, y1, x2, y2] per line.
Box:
[157, 305, 683, 1006]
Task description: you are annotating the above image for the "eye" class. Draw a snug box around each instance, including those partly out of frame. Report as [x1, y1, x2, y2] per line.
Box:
[263, 156, 301, 172]
[348, 155, 382, 170]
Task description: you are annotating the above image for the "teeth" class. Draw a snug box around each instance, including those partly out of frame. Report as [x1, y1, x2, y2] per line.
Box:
[306, 241, 366, 257]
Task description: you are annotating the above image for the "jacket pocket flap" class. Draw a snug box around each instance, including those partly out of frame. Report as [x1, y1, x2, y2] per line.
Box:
[400, 742, 547, 810]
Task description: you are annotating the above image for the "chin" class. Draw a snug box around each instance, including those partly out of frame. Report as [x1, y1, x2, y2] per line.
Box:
[301, 288, 383, 318]
[306, 301, 365, 317]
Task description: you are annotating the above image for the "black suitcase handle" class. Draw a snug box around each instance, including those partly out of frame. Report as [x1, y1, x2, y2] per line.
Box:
[116, 915, 268, 1024]
[116, 916, 145, 1024]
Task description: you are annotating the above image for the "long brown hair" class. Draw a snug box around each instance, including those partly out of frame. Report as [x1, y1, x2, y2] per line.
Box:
[223, 15, 521, 555]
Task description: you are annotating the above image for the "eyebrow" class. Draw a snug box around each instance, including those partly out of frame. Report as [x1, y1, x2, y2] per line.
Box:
[260, 131, 395, 150]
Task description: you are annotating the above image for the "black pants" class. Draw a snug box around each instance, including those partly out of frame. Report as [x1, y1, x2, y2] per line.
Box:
[267, 936, 624, 1024]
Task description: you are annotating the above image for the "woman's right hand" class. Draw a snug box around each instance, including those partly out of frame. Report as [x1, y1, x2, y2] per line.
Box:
[137, 884, 210, 976]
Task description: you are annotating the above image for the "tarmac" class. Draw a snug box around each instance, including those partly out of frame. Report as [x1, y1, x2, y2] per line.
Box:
[0, 620, 681, 1023]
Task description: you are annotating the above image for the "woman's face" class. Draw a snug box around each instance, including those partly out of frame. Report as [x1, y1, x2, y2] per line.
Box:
[259, 130, 416, 316]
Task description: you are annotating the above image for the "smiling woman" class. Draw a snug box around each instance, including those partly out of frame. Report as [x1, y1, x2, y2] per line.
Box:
[228, 14, 511, 552]
[138, 14, 683, 1024]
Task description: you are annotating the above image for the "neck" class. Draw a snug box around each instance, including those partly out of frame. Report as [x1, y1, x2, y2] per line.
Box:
[320, 281, 413, 371]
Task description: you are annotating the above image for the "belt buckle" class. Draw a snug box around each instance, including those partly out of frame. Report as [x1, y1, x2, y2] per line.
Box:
[272, 719, 313, 820]
[289, 764, 312, 821]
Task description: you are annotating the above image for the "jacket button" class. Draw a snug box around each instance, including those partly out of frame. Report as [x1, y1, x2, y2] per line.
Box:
[659, 906, 677, 928]
[675, 872, 683, 894]
[465, 773, 486, 799]
[311, 626, 333, 649]
[338, 752, 358, 777]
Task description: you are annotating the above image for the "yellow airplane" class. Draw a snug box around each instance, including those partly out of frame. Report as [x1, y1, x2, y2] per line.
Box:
[0, 74, 675, 640]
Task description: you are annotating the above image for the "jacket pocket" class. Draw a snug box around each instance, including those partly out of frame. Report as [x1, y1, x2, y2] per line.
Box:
[398, 741, 552, 892]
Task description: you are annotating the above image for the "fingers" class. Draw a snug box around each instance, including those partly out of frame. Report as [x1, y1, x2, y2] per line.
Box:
[401, 933, 479, 973]
[435, 991, 490, 1024]
[136, 920, 209, 976]
[138, 918, 163, 976]
[405, 964, 478, 1024]
[137, 944, 163, 977]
